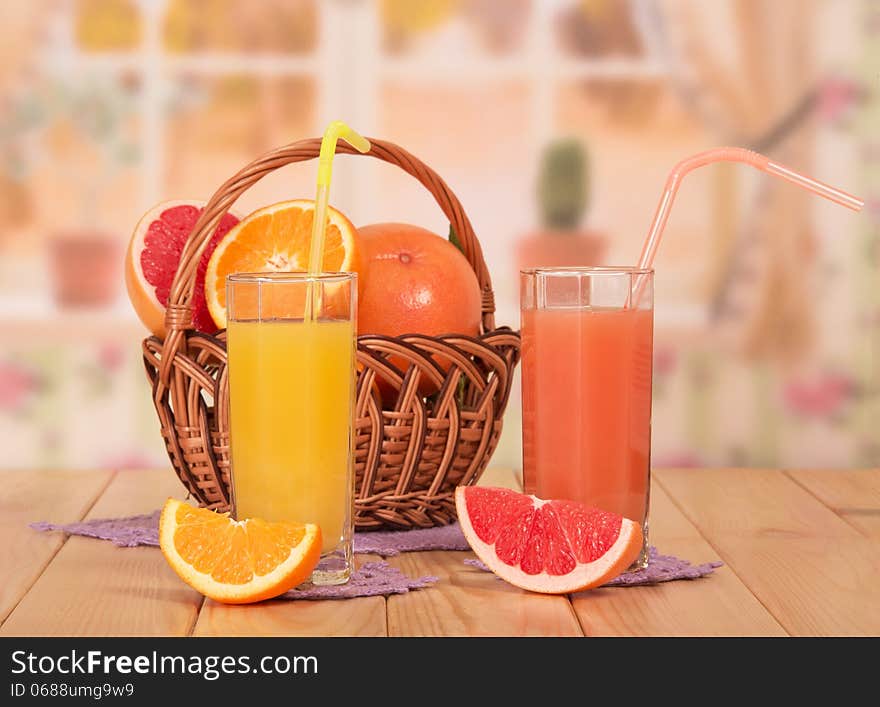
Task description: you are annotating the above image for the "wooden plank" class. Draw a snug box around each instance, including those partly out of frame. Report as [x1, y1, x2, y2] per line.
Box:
[657, 468, 880, 636]
[0, 469, 113, 625]
[193, 555, 387, 637]
[389, 467, 581, 636]
[570, 480, 788, 636]
[197, 466, 524, 637]
[787, 469, 880, 538]
[387, 550, 583, 637]
[1, 469, 202, 637]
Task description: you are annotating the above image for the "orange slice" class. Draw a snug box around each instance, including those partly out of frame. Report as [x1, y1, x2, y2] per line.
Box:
[204, 199, 358, 329]
[159, 498, 322, 604]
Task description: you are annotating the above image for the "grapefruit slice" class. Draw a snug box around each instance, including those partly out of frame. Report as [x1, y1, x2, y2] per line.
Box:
[204, 199, 359, 330]
[159, 498, 322, 604]
[124, 200, 241, 337]
[455, 486, 643, 594]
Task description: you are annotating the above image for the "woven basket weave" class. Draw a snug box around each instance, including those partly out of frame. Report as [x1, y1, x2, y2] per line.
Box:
[141, 137, 520, 530]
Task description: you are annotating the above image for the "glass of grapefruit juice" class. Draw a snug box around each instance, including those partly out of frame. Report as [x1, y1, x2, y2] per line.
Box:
[521, 267, 653, 570]
[226, 272, 357, 585]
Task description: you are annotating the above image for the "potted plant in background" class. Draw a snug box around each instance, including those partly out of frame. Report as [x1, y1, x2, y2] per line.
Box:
[516, 137, 607, 272]
[1, 74, 139, 309]
[0, 135, 35, 249]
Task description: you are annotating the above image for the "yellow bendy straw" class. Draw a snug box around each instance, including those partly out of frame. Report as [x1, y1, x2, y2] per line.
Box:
[307, 120, 371, 276]
[304, 121, 370, 323]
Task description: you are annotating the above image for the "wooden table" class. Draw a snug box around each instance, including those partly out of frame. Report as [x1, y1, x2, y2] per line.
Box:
[2, 467, 879, 637]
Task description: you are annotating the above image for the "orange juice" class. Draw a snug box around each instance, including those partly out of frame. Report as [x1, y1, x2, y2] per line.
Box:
[521, 306, 653, 526]
[227, 318, 355, 554]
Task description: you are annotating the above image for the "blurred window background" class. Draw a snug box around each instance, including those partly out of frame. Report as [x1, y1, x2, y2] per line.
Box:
[0, 0, 875, 471]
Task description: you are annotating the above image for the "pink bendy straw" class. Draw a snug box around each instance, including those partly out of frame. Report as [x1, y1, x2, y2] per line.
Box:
[633, 146, 864, 305]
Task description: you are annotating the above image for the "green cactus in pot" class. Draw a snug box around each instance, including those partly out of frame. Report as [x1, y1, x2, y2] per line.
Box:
[538, 138, 589, 231]
[517, 137, 606, 270]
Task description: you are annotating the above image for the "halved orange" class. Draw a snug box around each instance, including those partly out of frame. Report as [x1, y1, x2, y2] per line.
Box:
[159, 498, 322, 604]
[204, 199, 358, 329]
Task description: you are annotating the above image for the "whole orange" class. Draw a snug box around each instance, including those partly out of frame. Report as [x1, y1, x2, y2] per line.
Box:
[357, 223, 482, 394]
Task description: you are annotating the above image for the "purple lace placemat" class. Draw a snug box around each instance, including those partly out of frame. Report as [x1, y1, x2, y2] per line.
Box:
[30, 512, 470, 553]
[287, 562, 436, 600]
[354, 522, 469, 555]
[30, 511, 462, 601]
[32, 512, 162, 548]
[464, 546, 722, 587]
[31, 512, 721, 596]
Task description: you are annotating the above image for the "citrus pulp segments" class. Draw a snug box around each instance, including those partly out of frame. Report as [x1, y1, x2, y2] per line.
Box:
[159, 498, 322, 604]
[125, 199, 241, 337]
[203, 199, 359, 330]
[455, 486, 642, 594]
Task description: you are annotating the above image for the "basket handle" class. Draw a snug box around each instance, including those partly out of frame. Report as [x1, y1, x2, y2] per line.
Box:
[163, 137, 496, 338]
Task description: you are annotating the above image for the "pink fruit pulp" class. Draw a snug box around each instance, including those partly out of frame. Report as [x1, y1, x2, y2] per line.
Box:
[140, 205, 239, 333]
[462, 486, 623, 576]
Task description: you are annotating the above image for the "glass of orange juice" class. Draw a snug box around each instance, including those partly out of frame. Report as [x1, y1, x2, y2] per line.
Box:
[226, 272, 357, 585]
[520, 267, 653, 570]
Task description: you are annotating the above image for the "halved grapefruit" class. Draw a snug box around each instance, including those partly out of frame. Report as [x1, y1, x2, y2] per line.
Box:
[455, 486, 643, 594]
[125, 200, 241, 337]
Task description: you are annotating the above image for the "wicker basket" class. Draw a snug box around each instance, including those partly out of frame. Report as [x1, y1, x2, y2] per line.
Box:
[141, 137, 520, 530]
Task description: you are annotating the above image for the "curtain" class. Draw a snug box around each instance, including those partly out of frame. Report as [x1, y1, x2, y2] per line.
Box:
[664, 0, 819, 362]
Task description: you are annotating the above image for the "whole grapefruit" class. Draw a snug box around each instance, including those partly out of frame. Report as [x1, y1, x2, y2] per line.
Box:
[356, 223, 483, 398]
[357, 223, 482, 339]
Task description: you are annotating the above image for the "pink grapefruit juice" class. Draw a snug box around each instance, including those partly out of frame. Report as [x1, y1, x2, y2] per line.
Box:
[521, 305, 653, 527]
